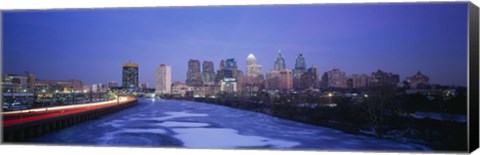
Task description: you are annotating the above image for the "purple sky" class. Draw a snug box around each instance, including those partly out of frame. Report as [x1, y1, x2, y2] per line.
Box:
[3, 2, 469, 87]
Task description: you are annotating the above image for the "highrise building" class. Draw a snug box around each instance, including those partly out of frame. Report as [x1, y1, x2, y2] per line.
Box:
[300, 65, 319, 89]
[156, 64, 172, 94]
[293, 54, 307, 78]
[279, 69, 293, 90]
[220, 58, 239, 93]
[274, 50, 286, 71]
[122, 63, 139, 89]
[219, 59, 226, 70]
[216, 59, 226, 83]
[202, 61, 215, 85]
[321, 69, 347, 88]
[246, 53, 263, 77]
[224, 58, 238, 79]
[265, 69, 293, 90]
[347, 74, 370, 89]
[186, 59, 202, 86]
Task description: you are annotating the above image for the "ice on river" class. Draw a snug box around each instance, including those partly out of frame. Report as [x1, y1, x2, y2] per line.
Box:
[29, 99, 430, 151]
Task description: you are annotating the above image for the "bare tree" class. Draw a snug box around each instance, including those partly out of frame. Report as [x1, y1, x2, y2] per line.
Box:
[362, 84, 396, 137]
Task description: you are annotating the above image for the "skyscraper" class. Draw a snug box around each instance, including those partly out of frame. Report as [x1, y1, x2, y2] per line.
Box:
[156, 64, 172, 94]
[293, 54, 307, 78]
[186, 59, 202, 86]
[122, 62, 139, 89]
[246, 53, 263, 77]
[224, 58, 238, 79]
[202, 61, 215, 85]
[219, 58, 239, 93]
[274, 50, 286, 71]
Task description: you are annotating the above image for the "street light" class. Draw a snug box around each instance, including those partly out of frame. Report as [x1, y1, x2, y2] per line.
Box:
[328, 93, 333, 104]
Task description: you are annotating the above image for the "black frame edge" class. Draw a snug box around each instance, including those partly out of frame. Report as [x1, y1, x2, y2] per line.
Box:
[469, 1, 479, 153]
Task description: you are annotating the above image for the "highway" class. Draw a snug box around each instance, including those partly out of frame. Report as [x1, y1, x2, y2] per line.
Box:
[2, 96, 135, 127]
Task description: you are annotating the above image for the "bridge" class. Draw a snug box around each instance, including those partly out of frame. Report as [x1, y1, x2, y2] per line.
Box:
[2, 96, 138, 142]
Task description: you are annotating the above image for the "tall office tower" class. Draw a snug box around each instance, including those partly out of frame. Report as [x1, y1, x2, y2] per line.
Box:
[274, 50, 286, 71]
[156, 64, 172, 94]
[219, 58, 239, 93]
[246, 53, 263, 77]
[202, 61, 215, 85]
[321, 68, 347, 88]
[219, 59, 226, 70]
[122, 62, 139, 89]
[186, 59, 202, 86]
[224, 58, 238, 78]
[293, 54, 307, 78]
[216, 59, 225, 83]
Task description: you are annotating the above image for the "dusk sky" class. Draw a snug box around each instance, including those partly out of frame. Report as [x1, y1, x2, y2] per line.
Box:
[3, 2, 468, 87]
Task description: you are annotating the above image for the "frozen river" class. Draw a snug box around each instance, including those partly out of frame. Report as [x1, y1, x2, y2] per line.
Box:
[30, 99, 429, 151]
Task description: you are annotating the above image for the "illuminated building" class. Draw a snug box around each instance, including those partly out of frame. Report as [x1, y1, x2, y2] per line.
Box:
[293, 54, 307, 78]
[246, 53, 263, 77]
[186, 59, 202, 86]
[321, 69, 347, 88]
[156, 64, 172, 94]
[202, 61, 215, 85]
[122, 62, 139, 89]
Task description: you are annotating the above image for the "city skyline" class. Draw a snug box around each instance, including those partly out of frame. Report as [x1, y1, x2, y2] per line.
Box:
[3, 3, 468, 86]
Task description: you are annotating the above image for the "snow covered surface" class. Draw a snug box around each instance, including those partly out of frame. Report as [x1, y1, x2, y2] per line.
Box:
[29, 99, 430, 151]
[172, 128, 300, 148]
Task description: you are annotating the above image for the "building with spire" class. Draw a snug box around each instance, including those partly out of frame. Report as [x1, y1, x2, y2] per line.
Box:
[274, 50, 286, 71]
[293, 54, 307, 78]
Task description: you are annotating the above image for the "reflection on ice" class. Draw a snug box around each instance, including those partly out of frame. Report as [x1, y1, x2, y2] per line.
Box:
[142, 111, 209, 121]
[172, 128, 300, 148]
[155, 121, 209, 127]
